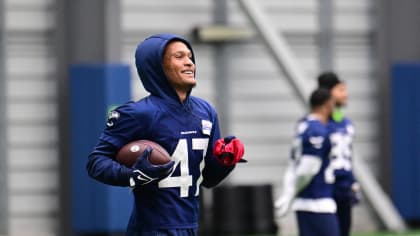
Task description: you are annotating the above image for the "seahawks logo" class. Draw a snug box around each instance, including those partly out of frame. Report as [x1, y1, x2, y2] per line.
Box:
[106, 111, 120, 127]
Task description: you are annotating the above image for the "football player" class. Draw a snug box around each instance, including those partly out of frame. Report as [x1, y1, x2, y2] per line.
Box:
[318, 72, 360, 236]
[86, 34, 245, 236]
[275, 88, 339, 236]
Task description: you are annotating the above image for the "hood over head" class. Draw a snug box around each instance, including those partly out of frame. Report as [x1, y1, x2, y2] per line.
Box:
[135, 33, 196, 103]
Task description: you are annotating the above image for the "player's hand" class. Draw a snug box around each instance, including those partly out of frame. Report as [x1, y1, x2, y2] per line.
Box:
[129, 147, 175, 187]
[274, 195, 293, 218]
[213, 136, 246, 166]
[351, 182, 361, 205]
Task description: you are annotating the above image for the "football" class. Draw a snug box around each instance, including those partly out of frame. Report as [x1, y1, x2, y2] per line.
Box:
[116, 140, 172, 167]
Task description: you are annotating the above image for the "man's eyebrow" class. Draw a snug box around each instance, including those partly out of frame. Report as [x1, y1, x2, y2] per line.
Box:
[172, 50, 191, 54]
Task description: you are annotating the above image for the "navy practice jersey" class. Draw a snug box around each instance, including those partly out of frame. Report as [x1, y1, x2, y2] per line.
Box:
[328, 117, 356, 199]
[291, 115, 336, 213]
[86, 34, 233, 232]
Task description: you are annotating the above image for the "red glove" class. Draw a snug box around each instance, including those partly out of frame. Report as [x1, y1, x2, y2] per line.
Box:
[213, 136, 246, 166]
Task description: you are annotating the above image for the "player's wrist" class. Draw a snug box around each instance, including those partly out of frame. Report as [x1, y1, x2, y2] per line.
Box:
[120, 165, 135, 186]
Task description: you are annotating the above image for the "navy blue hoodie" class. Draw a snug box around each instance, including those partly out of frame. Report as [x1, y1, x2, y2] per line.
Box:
[87, 34, 233, 232]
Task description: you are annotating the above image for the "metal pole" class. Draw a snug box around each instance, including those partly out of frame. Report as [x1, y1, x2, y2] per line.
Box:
[55, 0, 122, 235]
[0, 0, 8, 234]
[55, 0, 71, 234]
[201, 1, 231, 232]
[318, 0, 334, 71]
[104, 0, 122, 62]
[213, 0, 230, 134]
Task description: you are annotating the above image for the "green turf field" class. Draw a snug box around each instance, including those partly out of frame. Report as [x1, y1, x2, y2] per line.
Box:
[254, 231, 420, 236]
[352, 231, 420, 236]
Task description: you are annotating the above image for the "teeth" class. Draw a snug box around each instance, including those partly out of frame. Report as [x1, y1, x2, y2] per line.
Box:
[184, 71, 193, 74]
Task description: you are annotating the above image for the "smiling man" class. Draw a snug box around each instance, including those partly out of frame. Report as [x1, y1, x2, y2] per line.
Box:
[86, 33, 245, 236]
[162, 41, 196, 101]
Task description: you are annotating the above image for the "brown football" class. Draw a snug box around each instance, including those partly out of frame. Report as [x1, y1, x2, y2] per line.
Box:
[116, 140, 172, 167]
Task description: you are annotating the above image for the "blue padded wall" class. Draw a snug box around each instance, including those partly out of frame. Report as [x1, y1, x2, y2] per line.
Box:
[69, 64, 132, 233]
[391, 63, 420, 220]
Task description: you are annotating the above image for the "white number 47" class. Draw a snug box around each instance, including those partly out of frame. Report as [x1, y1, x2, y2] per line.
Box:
[158, 138, 208, 197]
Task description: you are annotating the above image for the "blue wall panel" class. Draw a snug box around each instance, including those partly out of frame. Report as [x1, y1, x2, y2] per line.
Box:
[391, 63, 420, 220]
[70, 64, 132, 233]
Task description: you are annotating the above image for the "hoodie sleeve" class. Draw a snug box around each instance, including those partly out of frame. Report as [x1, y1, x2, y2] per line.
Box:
[86, 104, 148, 186]
[201, 111, 235, 188]
[87, 139, 133, 186]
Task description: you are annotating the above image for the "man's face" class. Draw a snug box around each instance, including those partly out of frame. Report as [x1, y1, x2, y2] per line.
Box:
[163, 41, 196, 91]
[331, 83, 348, 107]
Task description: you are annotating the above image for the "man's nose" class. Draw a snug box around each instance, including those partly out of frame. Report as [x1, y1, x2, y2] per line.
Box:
[184, 57, 194, 66]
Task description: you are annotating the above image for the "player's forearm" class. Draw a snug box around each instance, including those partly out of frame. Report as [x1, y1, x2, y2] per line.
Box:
[201, 158, 234, 188]
[201, 131, 235, 188]
[294, 174, 315, 195]
[294, 155, 322, 195]
[87, 154, 132, 186]
[282, 161, 296, 196]
[86, 140, 132, 186]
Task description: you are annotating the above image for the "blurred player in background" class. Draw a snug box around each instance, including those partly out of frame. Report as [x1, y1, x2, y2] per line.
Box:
[86, 33, 245, 236]
[318, 71, 360, 236]
[275, 88, 339, 236]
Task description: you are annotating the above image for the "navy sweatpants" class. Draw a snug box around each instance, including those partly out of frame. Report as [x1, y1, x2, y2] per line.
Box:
[296, 211, 340, 236]
[126, 228, 197, 236]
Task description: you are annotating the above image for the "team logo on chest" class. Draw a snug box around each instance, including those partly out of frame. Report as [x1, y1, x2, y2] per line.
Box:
[201, 120, 212, 136]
